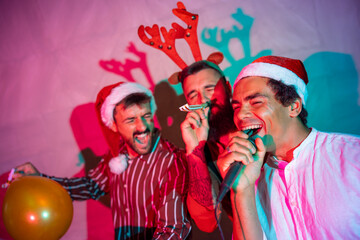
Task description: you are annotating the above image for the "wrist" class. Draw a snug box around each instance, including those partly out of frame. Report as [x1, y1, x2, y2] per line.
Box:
[231, 184, 256, 198]
[186, 140, 206, 156]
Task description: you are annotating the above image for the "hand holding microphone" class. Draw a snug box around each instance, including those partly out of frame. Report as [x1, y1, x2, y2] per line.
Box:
[216, 129, 266, 203]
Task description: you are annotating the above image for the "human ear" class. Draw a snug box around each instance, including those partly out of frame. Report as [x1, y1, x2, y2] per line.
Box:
[225, 80, 232, 95]
[289, 98, 302, 117]
[110, 122, 118, 132]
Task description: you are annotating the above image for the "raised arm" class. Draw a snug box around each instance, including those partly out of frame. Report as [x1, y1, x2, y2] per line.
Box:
[217, 132, 265, 240]
[180, 108, 220, 231]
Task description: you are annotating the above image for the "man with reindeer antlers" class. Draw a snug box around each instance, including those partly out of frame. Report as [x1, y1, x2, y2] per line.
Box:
[138, 2, 237, 236]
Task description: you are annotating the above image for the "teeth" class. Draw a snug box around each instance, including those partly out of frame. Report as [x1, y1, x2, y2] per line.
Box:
[137, 133, 147, 138]
[135, 133, 148, 144]
[241, 125, 261, 131]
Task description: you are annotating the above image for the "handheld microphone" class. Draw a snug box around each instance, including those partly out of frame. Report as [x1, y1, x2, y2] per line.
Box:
[216, 129, 256, 204]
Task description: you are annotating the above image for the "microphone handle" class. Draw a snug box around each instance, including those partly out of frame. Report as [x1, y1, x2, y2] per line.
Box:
[216, 129, 256, 203]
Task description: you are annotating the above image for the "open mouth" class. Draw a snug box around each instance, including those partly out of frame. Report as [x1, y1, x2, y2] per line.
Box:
[134, 132, 150, 146]
[241, 125, 262, 138]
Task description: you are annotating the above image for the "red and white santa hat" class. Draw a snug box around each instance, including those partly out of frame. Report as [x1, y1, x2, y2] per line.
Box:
[95, 81, 156, 157]
[234, 56, 309, 105]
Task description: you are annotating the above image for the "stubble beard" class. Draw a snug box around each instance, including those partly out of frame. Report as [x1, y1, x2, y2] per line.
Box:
[130, 128, 153, 156]
[208, 102, 236, 142]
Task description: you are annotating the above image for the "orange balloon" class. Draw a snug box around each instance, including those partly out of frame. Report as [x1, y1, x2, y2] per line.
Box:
[2, 176, 73, 240]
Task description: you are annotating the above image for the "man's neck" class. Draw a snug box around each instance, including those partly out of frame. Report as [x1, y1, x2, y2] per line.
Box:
[127, 147, 139, 159]
[273, 125, 311, 162]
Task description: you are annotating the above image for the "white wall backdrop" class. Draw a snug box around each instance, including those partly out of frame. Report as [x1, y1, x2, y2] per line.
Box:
[1, 0, 359, 239]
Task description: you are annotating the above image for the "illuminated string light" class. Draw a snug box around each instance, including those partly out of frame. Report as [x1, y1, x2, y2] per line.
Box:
[29, 214, 36, 222]
[42, 211, 49, 219]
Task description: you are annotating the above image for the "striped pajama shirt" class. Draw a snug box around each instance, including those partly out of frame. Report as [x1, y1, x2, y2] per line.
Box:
[45, 133, 191, 239]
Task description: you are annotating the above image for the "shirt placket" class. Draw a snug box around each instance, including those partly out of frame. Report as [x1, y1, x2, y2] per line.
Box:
[285, 163, 308, 239]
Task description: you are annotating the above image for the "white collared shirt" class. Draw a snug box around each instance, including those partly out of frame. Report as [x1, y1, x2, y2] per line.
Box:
[256, 128, 360, 239]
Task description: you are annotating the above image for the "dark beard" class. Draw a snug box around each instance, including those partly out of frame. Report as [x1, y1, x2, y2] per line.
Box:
[208, 103, 236, 141]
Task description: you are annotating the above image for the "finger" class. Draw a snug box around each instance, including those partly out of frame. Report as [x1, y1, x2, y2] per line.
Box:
[199, 108, 210, 128]
[254, 137, 266, 161]
[217, 151, 252, 178]
[204, 106, 210, 118]
[183, 112, 202, 128]
[228, 136, 256, 155]
[186, 110, 202, 120]
[229, 130, 249, 139]
[230, 146, 254, 164]
[192, 108, 208, 124]
[216, 154, 236, 177]
[187, 116, 202, 129]
[194, 108, 206, 120]
[219, 142, 254, 165]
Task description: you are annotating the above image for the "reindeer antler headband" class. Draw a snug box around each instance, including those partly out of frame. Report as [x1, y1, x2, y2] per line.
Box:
[138, 1, 224, 84]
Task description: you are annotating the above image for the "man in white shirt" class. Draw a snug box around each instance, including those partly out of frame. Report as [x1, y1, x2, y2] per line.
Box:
[217, 55, 360, 240]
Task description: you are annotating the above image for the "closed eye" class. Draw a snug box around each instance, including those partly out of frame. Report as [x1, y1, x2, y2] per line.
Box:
[187, 91, 198, 100]
[124, 118, 135, 124]
[249, 95, 266, 106]
[205, 86, 215, 92]
[143, 113, 152, 119]
[251, 100, 263, 105]
[232, 102, 241, 111]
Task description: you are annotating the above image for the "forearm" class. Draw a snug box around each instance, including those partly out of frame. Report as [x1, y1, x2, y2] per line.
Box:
[187, 141, 214, 208]
[232, 187, 263, 240]
[186, 195, 217, 232]
[40, 174, 105, 201]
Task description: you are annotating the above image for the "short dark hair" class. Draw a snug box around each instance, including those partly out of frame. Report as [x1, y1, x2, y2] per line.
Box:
[178, 60, 225, 84]
[113, 92, 151, 120]
[267, 79, 308, 126]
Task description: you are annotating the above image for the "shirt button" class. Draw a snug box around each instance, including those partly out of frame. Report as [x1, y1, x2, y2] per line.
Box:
[124, 184, 127, 188]
[125, 208, 129, 212]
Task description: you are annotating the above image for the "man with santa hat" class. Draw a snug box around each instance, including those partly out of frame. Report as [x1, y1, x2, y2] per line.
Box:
[14, 81, 191, 240]
[217, 55, 360, 240]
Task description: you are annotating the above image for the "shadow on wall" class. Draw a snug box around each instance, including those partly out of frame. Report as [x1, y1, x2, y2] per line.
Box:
[201, 8, 360, 136]
[305, 52, 360, 135]
[154, 81, 186, 149]
[69, 103, 114, 240]
[201, 8, 272, 85]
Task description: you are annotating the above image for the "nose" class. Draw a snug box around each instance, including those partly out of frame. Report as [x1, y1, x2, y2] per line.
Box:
[236, 104, 252, 120]
[196, 91, 210, 105]
[135, 118, 148, 132]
